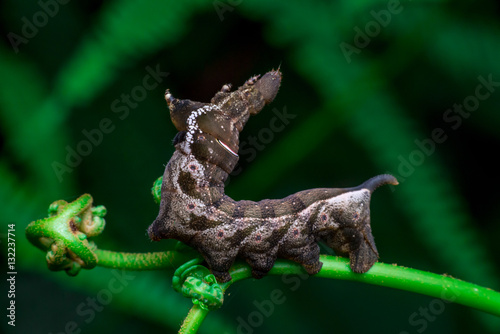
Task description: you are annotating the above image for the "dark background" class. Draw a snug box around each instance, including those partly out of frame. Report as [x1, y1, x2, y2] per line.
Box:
[1, 0, 500, 333]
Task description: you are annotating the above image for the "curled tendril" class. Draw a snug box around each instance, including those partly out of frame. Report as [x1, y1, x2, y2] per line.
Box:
[152, 176, 163, 204]
[173, 258, 224, 310]
[25, 194, 106, 276]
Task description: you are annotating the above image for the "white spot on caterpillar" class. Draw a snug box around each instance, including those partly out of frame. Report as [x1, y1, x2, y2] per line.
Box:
[184, 104, 221, 154]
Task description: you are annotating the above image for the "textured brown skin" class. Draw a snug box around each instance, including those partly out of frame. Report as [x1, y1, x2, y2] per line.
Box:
[148, 70, 398, 282]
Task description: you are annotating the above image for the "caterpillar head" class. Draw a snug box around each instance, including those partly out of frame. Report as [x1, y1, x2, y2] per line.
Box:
[165, 69, 282, 168]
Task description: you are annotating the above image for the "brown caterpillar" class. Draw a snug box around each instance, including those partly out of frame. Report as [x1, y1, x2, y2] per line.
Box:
[147, 69, 398, 282]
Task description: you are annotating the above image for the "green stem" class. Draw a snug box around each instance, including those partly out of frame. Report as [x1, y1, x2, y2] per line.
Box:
[179, 256, 500, 333]
[89, 251, 500, 332]
[178, 304, 210, 334]
[94, 249, 198, 270]
[223, 255, 500, 317]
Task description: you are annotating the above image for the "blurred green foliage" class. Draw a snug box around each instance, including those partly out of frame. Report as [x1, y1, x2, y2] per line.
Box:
[1, 0, 499, 333]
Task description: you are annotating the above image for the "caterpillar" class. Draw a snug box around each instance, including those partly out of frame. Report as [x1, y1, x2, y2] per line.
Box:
[148, 69, 398, 283]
